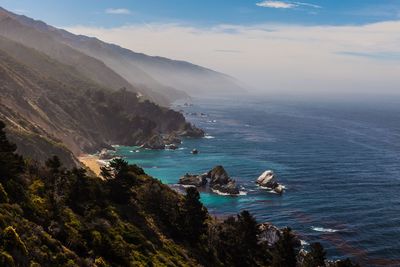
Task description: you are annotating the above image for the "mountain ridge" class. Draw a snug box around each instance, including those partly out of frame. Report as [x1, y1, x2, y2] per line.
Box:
[0, 7, 244, 100]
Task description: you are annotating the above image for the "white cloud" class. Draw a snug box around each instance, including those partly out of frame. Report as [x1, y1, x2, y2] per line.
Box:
[65, 21, 400, 96]
[256, 1, 296, 9]
[256, 1, 321, 9]
[105, 8, 131, 15]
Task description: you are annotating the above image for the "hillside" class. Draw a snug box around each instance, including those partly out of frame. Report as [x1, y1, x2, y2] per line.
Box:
[0, 122, 358, 267]
[0, 8, 172, 106]
[0, 36, 201, 167]
[0, 7, 244, 101]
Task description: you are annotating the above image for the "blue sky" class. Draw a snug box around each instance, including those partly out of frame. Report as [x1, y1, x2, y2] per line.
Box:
[1, 0, 400, 27]
[1, 1, 400, 95]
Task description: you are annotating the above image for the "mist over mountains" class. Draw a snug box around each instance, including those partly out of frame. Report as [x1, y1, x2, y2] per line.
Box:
[0, 7, 242, 165]
[0, 7, 244, 104]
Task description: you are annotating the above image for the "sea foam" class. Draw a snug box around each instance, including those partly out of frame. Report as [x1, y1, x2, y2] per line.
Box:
[311, 226, 338, 233]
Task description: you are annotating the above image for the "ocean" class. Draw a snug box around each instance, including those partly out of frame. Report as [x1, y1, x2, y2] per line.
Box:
[116, 95, 400, 266]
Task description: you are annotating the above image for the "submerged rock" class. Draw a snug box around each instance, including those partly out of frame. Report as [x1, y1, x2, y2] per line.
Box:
[273, 184, 284, 194]
[179, 173, 207, 187]
[207, 166, 240, 195]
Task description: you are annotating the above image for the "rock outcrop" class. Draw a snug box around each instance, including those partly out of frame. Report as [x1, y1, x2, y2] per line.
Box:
[207, 166, 240, 195]
[257, 223, 301, 248]
[163, 133, 182, 145]
[140, 135, 166, 150]
[178, 125, 205, 138]
[257, 223, 281, 247]
[256, 170, 284, 194]
[179, 173, 207, 187]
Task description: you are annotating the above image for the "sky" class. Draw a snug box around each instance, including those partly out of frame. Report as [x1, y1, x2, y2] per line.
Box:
[1, 0, 400, 95]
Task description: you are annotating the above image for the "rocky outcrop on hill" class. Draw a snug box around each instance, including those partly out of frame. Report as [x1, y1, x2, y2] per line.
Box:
[257, 223, 301, 248]
[257, 223, 282, 247]
[207, 166, 240, 195]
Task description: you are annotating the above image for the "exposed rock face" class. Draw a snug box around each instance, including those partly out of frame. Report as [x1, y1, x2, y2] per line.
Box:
[207, 166, 240, 195]
[140, 135, 165, 150]
[257, 223, 301, 248]
[256, 170, 284, 194]
[208, 165, 231, 185]
[211, 181, 240, 195]
[178, 125, 205, 138]
[257, 223, 281, 247]
[179, 173, 207, 187]
[164, 133, 182, 145]
[257, 170, 278, 188]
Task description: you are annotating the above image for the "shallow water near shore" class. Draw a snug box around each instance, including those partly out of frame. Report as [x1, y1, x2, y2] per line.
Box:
[116, 95, 400, 266]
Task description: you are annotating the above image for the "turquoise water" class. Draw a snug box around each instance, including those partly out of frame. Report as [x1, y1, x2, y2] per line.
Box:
[117, 95, 400, 266]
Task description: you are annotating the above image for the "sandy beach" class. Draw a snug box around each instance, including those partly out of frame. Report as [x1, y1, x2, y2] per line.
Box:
[78, 155, 102, 176]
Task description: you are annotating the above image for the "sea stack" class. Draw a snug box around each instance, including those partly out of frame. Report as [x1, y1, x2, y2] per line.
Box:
[207, 165, 240, 195]
[256, 170, 284, 194]
[179, 173, 207, 187]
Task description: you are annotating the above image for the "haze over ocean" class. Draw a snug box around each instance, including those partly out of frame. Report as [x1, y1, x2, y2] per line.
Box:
[116, 95, 400, 266]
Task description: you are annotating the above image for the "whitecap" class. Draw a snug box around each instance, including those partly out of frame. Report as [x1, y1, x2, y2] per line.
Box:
[300, 240, 309, 246]
[135, 150, 140, 153]
[204, 135, 215, 139]
[180, 184, 196, 188]
[129, 150, 134, 153]
[257, 184, 286, 193]
[311, 226, 338, 233]
[211, 189, 246, 196]
[239, 191, 248, 196]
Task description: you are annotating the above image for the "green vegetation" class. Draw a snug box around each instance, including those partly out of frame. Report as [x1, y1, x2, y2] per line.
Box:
[0, 121, 358, 266]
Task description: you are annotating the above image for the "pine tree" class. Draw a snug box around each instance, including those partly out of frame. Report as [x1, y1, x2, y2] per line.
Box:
[272, 228, 297, 267]
[182, 187, 208, 242]
[303, 242, 326, 267]
[0, 121, 24, 181]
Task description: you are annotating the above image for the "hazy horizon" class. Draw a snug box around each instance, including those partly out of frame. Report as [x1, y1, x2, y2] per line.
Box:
[2, 0, 400, 96]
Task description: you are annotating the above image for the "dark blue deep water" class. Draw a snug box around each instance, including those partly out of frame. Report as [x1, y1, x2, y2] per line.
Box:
[117, 95, 400, 266]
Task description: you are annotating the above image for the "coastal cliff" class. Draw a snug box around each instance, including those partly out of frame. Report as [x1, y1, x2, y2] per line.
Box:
[0, 35, 202, 167]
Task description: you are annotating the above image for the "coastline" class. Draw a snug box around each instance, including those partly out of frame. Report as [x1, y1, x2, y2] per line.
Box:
[78, 154, 102, 177]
